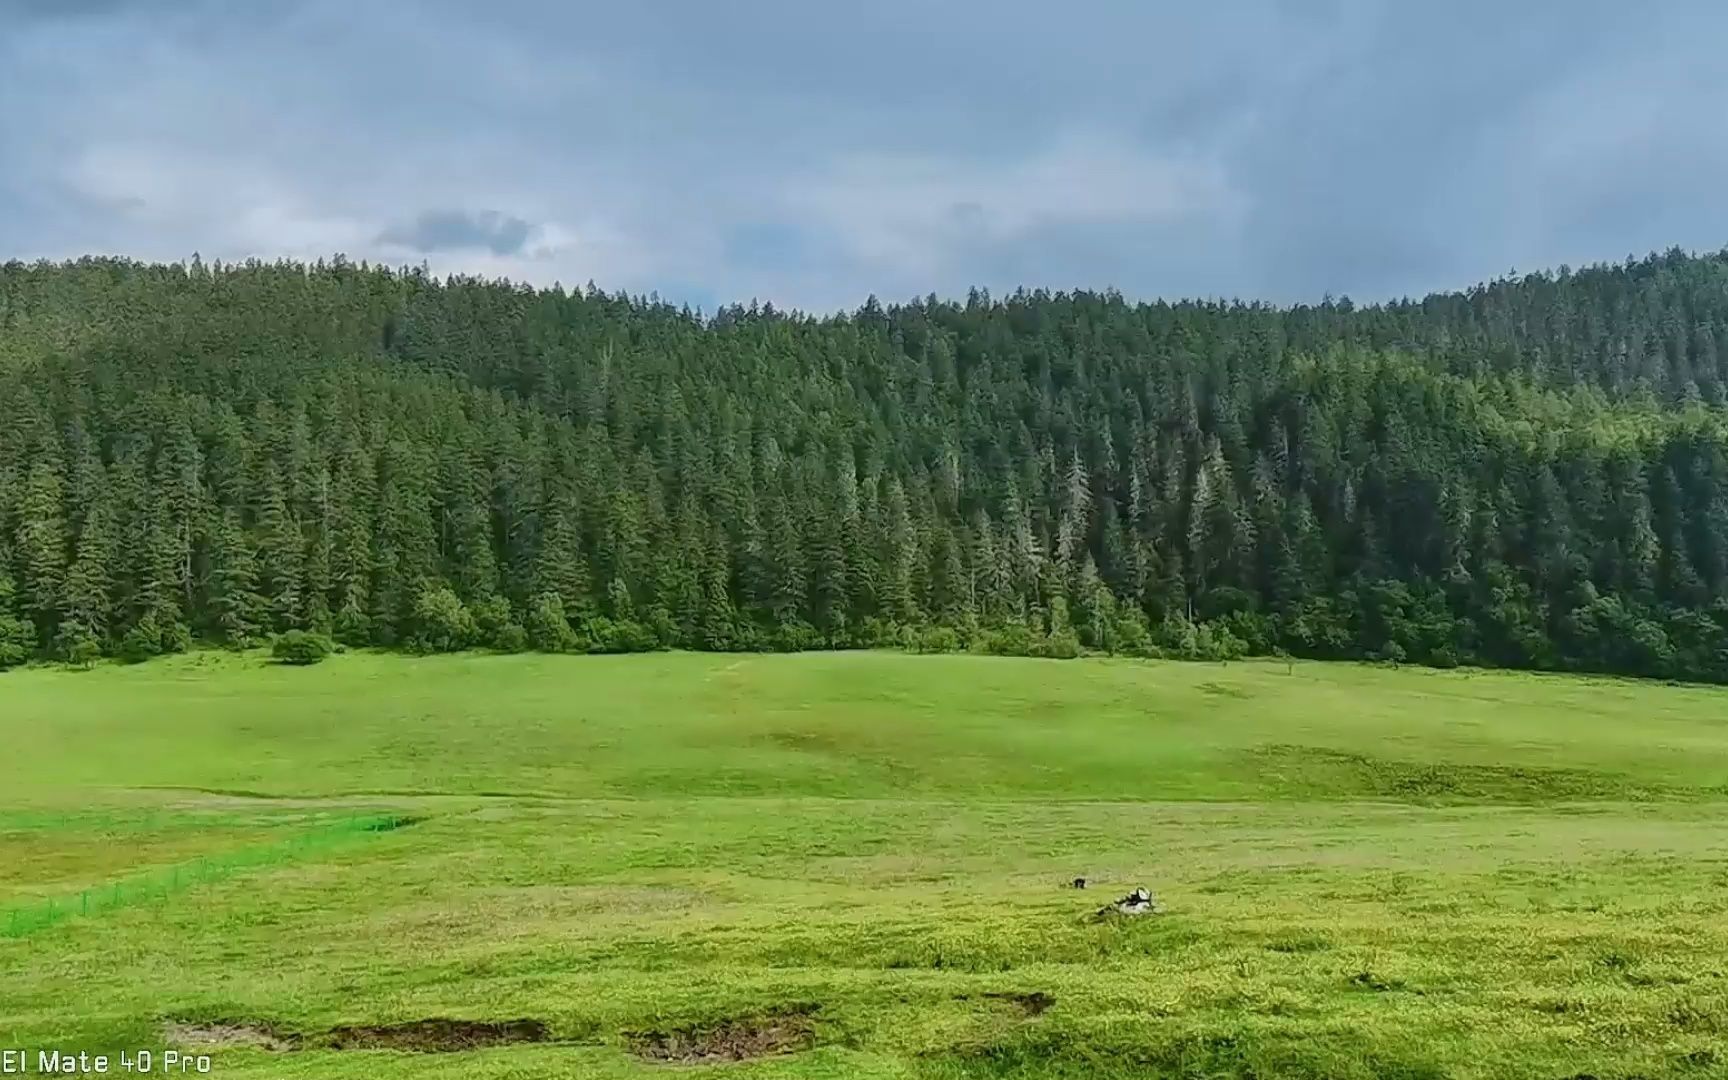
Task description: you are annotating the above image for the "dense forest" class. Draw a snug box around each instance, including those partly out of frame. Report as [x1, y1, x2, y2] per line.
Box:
[3, 249, 1728, 680]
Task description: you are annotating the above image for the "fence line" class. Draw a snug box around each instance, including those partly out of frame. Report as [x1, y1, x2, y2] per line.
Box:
[1, 813, 413, 941]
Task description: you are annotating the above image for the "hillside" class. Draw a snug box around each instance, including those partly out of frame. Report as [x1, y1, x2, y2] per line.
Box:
[5, 651, 1728, 1078]
[2, 250, 1728, 679]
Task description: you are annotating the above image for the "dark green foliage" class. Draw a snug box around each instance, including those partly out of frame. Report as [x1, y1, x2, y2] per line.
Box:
[3, 250, 1728, 680]
[1038, 631, 1083, 660]
[588, 615, 662, 654]
[0, 616, 30, 670]
[525, 592, 580, 653]
[490, 623, 529, 654]
[409, 585, 476, 654]
[332, 606, 372, 648]
[976, 621, 1041, 657]
[0, 570, 32, 669]
[471, 596, 527, 653]
[912, 626, 962, 654]
[116, 612, 192, 664]
[61, 634, 102, 670]
[272, 629, 336, 666]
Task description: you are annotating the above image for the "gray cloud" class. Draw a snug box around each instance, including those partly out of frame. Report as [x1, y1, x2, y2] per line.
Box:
[379, 209, 535, 257]
[3, 0, 1727, 312]
[1, 0, 221, 27]
[3, 0, 156, 17]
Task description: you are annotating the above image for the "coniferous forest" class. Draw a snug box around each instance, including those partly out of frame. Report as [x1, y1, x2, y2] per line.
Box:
[3, 250, 1728, 681]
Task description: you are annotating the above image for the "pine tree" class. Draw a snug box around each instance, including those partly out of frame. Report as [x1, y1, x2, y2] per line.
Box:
[0, 562, 36, 668]
[699, 527, 739, 650]
[206, 509, 267, 646]
[59, 494, 115, 651]
[18, 457, 67, 642]
[255, 464, 305, 633]
[532, 489, 594, 626]
[2, 251, 1728, 682]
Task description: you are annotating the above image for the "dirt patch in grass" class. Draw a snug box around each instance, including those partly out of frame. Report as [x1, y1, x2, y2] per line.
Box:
[323, 1018, 549, 1052]
[982, 991, 1055, 1016]
[1198, 681, 1253, 699]
[1348, 970, 1418, 994]
[164, 1021, 300, 1052]
[169, 1018, 551, 1054]
[627, 1005, 817, 1063]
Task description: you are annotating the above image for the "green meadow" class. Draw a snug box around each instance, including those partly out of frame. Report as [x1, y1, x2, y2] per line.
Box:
[3, 650, 1727, 1078]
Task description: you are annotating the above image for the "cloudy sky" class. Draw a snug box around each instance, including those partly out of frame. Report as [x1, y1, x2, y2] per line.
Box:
[3, 0, 1727, 313]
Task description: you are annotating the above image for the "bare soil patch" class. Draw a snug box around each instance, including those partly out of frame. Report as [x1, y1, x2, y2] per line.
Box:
[164, 1021, 300, 1052]
[1197, 681, 1253, 699]
[628, 1005, 818, 1063]
[323, 1018, 549, 1052]
[168, 1017, 550, 1054]
[982, 991, 1055, 1016]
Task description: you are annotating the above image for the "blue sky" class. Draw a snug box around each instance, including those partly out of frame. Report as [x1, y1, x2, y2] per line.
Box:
[3, 0, 1727, 313]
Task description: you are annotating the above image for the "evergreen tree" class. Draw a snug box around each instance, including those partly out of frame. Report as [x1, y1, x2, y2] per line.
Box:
[207, 509, 267, 646]
[18, 457, 67, 640]
[0, 564, 35, 669]
[0, 250, 1726, 682]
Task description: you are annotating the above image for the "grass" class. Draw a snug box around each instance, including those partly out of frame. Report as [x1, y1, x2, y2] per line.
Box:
[2, 650, 1727, 1078]
[1, 813, 413, 939]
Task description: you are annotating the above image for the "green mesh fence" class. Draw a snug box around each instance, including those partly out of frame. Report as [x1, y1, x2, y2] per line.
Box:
[1, 813, 416, 940]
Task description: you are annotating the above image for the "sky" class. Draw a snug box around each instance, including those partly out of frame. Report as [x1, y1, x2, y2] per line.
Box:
[3, 0, 1727, 315]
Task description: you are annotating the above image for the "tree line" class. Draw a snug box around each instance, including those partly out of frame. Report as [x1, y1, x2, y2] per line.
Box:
[2, 249, 1727, 680]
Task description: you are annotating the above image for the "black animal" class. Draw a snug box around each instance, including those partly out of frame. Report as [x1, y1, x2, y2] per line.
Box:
[1071, 877, 1087, 889]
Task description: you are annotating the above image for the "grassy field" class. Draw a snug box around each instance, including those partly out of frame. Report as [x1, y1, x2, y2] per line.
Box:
[3, 650, 1727, 1078]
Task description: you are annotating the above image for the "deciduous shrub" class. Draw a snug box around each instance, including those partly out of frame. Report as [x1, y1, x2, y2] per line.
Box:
[525, 592, 579, 653]
[410, 585, 477, 654]
[272, 629, 336, 666]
